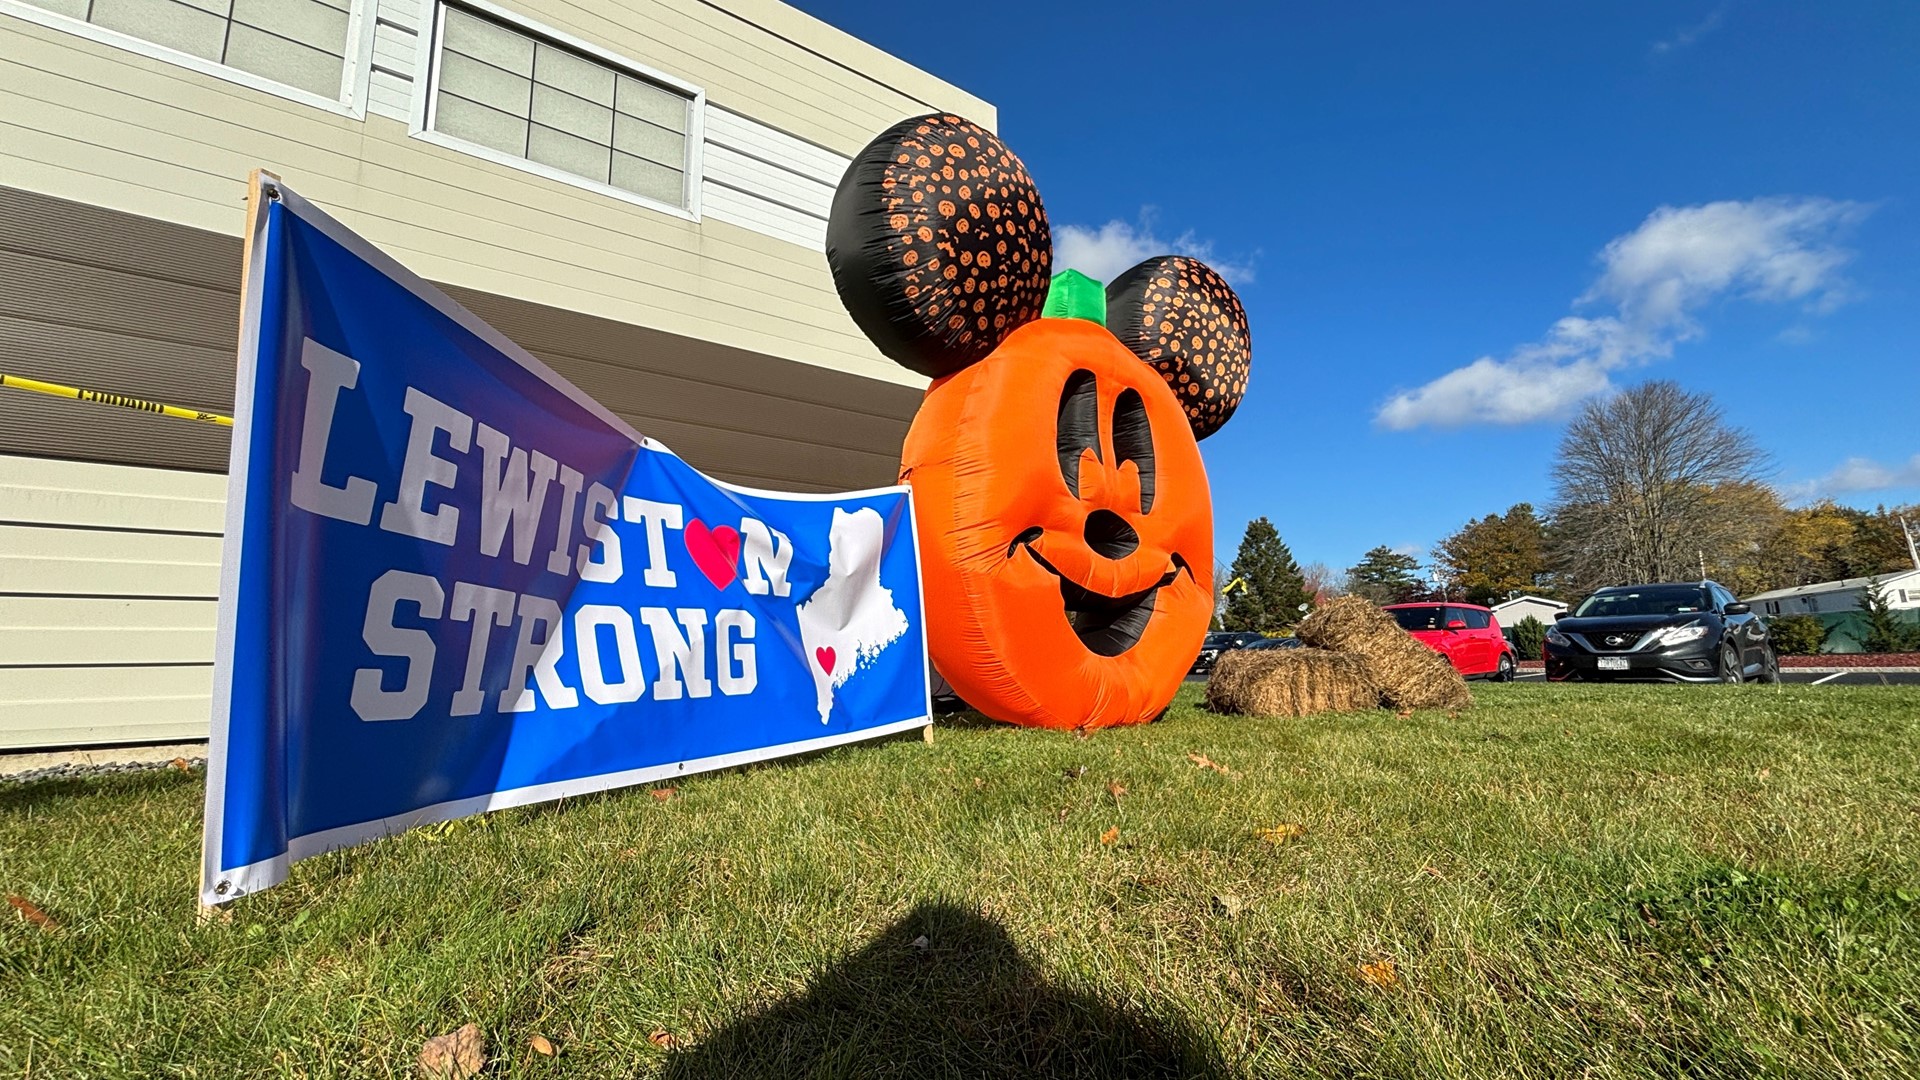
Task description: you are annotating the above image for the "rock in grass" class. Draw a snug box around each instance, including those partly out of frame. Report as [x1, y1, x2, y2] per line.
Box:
[1205, 648, 1378, 718]
[1296, 596, 1472, 712]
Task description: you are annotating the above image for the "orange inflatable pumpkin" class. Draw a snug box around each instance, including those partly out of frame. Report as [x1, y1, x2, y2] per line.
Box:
[826, 115, 1253, 729]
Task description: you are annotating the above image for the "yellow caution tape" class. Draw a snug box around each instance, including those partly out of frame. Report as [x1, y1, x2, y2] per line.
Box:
[0, 373, 232, 427]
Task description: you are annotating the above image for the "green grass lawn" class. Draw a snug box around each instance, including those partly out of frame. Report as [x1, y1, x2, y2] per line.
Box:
[5, 683, 1919, 1078]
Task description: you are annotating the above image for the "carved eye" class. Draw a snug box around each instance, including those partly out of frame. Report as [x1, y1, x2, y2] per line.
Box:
[1111, 388, 1155, 513]
[1056, 369, 1099, 497]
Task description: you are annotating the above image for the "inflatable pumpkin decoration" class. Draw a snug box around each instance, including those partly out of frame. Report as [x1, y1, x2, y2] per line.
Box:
[826, 114, 1252, 729]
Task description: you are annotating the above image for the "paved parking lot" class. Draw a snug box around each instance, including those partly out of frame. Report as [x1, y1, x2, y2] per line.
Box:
[1512, 669, 1920, 686]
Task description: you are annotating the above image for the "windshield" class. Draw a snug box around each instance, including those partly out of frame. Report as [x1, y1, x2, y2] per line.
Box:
[1573, 587, 1708, 618]
[1389, 606, 1447, 631]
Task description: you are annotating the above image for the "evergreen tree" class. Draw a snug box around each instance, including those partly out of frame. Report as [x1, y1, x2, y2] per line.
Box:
[1222, 518, 1312, 631]
[1344, 545, 1425, 605]
[1859, 578, 1920, 654]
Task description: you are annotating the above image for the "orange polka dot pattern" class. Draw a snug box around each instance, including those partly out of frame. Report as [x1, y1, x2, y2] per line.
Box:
[826, 114, 1051, 378]
[1104, 257, 1251, 440]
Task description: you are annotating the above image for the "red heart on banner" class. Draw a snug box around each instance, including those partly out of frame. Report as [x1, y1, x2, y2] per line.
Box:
[683, 519, 740, 590]
[815, 646, 836, 675]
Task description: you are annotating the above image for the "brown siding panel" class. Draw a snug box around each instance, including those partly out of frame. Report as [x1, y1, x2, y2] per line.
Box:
[0, 186, 920, 489]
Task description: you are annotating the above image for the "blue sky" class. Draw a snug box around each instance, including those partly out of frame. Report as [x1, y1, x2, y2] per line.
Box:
[795, 0, 1920, 574]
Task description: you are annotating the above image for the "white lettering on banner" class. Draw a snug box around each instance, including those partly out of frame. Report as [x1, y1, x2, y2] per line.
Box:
[739, 519, 793, 597]
[349, 572, 766, 718]
[641, 607, 710, 700]
[379, 388, 472, 546]
[448, 582, 517, 717]
[574, 604, 646, 704]
[501, 594, 580, 713]
[546, 465, 585, 577]
[351, 570, 444, 721]
[714, 609, 758, 695]
[577, 483, 623, 583]
[476, 424, 559, 564]
[289, 339, 378, 525]
[624, 498, 683, 588]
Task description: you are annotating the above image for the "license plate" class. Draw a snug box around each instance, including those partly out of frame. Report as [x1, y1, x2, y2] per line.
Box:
[1598, 657, 1629, 671]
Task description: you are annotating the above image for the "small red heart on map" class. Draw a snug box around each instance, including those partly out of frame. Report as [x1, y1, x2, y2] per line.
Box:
[815, 646, 836, 675]
[683, 519, 739, 589]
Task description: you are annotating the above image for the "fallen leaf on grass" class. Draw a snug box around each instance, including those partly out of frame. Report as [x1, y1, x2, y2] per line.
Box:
[6, 895, 55, 931]
[909, 934, 930, 951]
[1757, 767, 1772, 782]
[170, 757, 193, 771]
[973, 777, 985, 789]
[1099, 826, 1120, 845]
[418, 1023, 485, 1079]
[1395, 709, 1413, 720]
[1419, 865, 1444, 879]
[1187, 753, 1232, 775]
[1107, 780, 1128, 799]
[1255, 823, 1307, 845]
[1357, 959, 1399, 988]
[922, 724, 935, 744]
[528, 1034, 556, 1057]
[648, 1029, 678, 1050]
[1211, 893, 1245, 918]
[650, 788, 676, 802]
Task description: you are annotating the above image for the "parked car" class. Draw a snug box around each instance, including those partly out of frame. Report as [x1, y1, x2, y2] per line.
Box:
[1544, 580, 1778, 683]
[1383, 602, 1517, 680]
[1191, 630, 1267, 674]
[1245, 636, 1301, 651]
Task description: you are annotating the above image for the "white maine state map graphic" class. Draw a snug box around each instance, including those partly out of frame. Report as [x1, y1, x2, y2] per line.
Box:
[796, 507, 910, 723]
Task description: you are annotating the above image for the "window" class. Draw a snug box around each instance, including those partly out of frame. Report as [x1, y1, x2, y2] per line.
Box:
[1458, 608, 1491, 630]
[429, 4, 695, 210]
[1765, 600, 1780, 615]
[16, 0, 356, 100]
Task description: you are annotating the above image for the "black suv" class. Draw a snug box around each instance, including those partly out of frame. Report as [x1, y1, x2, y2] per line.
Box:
[1191, 631, 1265, 675]
[1545, 580, 1778, 683]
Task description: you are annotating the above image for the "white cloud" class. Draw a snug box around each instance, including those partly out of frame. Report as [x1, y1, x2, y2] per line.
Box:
[1052, 209, 1257, 287]
[1781, 454, 1920, 502]
[1376, 196, 1870, 430]
[1651, 3, 1729, 55]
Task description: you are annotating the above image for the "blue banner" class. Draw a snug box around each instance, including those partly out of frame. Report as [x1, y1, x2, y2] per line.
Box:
[201, 179, 929, 904]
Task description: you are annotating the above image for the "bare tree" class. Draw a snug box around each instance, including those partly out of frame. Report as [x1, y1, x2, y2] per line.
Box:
[1548, 381, 1771, 591]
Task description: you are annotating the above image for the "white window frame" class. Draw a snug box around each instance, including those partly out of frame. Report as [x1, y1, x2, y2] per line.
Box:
[410, 0, 705, 222]
[0, 0, 379, 118]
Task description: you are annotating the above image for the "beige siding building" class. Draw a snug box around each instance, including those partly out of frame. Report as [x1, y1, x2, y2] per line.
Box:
[0, 0, 984, 748]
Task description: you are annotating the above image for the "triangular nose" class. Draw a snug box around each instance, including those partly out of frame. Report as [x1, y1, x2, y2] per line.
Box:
[1084, 509, 1139, 559]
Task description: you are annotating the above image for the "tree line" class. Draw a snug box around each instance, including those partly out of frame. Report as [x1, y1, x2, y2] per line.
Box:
[1218, 381, 1918, 632]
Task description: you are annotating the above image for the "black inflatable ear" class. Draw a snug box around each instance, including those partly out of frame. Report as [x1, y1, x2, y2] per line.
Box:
[826, 114, 1052, 379]
[1105, 256, 1251, 440]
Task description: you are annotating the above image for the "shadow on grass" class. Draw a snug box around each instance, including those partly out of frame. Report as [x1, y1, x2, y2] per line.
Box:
[663, 902, 1225, 1080]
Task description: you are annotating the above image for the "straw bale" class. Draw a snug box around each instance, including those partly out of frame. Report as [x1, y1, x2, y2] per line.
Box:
[1205, 648, 1379, 718]
[1296, 597, 1473, 712]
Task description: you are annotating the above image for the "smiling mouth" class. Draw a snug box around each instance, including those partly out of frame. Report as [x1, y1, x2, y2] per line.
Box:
[1009, 529, 1191, 657]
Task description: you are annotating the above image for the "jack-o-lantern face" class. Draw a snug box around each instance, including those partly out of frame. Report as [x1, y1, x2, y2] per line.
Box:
[827, 115, 1253, 729]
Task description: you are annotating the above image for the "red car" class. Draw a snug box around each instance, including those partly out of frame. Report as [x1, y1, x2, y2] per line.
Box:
[1383, 602, 1518, 680]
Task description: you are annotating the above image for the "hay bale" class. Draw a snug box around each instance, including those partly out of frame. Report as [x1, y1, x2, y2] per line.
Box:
[1296, 596, 1473, 712]
[1206, 648, 1379, 718]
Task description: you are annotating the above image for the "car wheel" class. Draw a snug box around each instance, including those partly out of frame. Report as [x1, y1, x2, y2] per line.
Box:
[1718, 644, 1743, 684]
[1758, 646, 1781, 684]
[1495, 653, 1515, 682]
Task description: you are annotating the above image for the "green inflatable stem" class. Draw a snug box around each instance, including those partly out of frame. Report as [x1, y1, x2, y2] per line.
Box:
[1042, 269, 1107, 326]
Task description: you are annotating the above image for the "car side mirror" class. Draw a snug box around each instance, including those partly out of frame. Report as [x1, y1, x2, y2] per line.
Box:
[1553, 610, 1568, 621]
[1446, 620, 1467, 631]
[1723, 603, 1750, 616]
